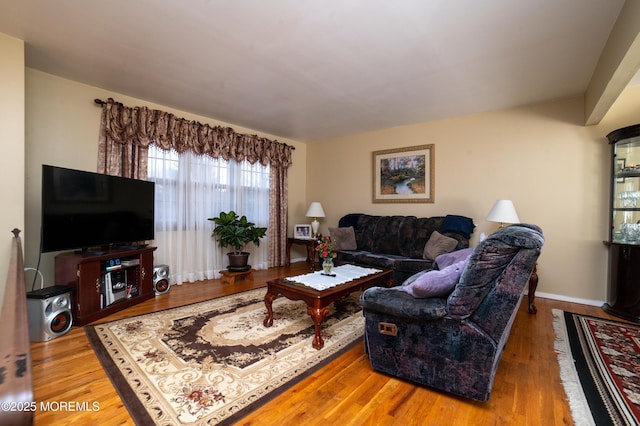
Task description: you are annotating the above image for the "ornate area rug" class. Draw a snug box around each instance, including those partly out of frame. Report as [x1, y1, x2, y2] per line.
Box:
[552, 309, 640, 426]
[85, 288, 364, 425]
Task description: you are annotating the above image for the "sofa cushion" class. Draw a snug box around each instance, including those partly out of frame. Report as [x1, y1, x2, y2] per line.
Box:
[354, 215, 380, 252]
[402, 259, 468, 298]
[371, 216, 405, 255]
[386, 257, 436, 286]
[338, 213, 363, 229]
[392, 257, 435, 274]
[335, 249, 361, 265]
[353, 252, 399, 270]
[336, 250, 395, 270]
[360, 286, 448, 320]
[329, 226, 357, 250]
[407, 217, 445, 258]
[395, 216, 417, 258]
[423, 231, 458, 260]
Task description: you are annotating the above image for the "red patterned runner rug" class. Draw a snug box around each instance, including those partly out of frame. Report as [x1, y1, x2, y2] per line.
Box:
[553, 309, 640, 426]
[85, 288, 364, 425]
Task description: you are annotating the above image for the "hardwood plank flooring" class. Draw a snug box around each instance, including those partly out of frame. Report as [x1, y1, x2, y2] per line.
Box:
[30, 262, 613, 425]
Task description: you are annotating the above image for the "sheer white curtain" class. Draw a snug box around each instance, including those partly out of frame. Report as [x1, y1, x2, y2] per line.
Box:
[148, 145, 270, 285]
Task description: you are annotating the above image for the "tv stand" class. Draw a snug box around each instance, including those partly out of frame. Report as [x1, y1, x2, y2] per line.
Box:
[115, 243, 149, 251]
[75, 248, 106, 256]
[55, 246, 156, 326]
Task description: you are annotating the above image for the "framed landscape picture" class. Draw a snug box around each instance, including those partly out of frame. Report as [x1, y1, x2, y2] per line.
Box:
[372, 144, 434, 203]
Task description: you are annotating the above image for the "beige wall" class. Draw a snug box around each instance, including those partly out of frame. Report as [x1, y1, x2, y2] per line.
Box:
[602, 85, 640, 129]
[0, 34, 25, 308]
[304, 92, 640, 303]
[20, 61, 640, 304]
[24, 69, 307, 286]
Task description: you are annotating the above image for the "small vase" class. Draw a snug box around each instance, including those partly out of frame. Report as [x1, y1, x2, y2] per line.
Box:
[322, 258, 334, 274]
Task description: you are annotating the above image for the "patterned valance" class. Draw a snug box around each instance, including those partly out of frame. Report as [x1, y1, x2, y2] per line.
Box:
[101, 98, 293, 168]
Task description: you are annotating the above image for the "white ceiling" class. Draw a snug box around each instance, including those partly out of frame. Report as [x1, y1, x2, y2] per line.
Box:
[0, 0, 628, 142]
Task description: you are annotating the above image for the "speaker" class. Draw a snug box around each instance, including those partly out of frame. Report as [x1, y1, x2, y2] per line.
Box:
[153, 265, 170, 295]
[26, 285, 73, 342]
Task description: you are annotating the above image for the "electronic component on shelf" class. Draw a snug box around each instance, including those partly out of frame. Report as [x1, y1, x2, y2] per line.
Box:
[102, 270, 127, 306]
[103, 258, 122, 272]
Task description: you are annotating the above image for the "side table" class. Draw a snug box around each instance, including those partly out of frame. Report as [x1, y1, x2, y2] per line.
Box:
[286, 237, 317, 271]
[528, 264, 538, 314]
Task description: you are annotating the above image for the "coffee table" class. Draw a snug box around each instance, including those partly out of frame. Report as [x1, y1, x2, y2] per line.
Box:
[263, 266, 393, 349]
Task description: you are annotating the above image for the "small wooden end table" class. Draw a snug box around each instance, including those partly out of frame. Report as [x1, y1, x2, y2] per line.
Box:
[528, 264, 538, 314]
[263, 267, 393, 350]
[286, 237, 317, 271]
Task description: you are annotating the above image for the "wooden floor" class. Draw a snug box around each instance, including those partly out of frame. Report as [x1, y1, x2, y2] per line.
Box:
[30, 261, 614, 425]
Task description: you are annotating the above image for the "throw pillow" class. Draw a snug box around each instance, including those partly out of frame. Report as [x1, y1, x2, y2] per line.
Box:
[435, 247, 473, 269]
[402, 259, 468, 298]
[329, 226, 357, 250]
[401, 268, 429, 287]
[423, 230, 458, 260]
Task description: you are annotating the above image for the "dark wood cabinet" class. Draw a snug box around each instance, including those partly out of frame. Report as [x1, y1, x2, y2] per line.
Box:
[603, 243, 640, 321]
[604, 124, 640, 321]
[55, 246, 156, 326]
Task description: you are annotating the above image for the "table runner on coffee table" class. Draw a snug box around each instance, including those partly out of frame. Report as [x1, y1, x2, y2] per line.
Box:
[286, 264, 381, 290]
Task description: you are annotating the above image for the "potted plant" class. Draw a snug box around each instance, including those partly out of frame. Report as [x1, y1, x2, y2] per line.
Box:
[208, 211, 267, 271]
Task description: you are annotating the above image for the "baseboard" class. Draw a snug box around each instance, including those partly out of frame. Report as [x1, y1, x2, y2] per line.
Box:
[531, 291, 604, 307]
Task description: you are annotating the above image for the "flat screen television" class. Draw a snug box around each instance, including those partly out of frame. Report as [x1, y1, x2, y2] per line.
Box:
[41, 165, 155, 253]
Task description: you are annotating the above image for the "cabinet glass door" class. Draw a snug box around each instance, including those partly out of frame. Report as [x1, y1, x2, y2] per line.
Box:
[613, 136, 640, 243]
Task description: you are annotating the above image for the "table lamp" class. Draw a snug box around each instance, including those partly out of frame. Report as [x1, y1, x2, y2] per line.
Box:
[486, 200, 520, 228]
[305, 202, 325, 237]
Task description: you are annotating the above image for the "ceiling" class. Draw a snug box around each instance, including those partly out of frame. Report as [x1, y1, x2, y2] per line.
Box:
[0, 0, 629, 142]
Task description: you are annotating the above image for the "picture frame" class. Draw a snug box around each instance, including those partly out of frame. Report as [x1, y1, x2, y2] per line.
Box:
[372, 144, 434, 203]
[294, 224, 313, 239]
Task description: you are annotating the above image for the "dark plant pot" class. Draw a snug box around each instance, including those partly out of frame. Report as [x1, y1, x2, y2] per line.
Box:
[227, 252, 251, 272]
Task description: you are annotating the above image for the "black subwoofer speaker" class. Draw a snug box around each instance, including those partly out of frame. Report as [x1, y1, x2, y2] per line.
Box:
[153, 264, 170, 295]
[26, 285, 73, 342]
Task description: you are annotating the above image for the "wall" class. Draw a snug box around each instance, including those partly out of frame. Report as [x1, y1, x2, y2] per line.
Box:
[304, 93, 640, 303]
[601, 85, 640, 129]
[21, 65, 640, 303]
[24, 69, 307, 287]
[0, 34, 25, 308]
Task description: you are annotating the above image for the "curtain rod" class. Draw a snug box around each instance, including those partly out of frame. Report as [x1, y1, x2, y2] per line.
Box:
[93, 98, 295, 149]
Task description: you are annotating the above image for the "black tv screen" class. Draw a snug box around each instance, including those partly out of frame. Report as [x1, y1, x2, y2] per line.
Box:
[41, 165, 155, 253]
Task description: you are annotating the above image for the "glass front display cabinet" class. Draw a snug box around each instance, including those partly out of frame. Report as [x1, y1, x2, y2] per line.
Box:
[604, 124, 640, 322]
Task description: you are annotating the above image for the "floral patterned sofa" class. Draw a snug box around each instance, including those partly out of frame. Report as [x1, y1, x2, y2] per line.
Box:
[359, 224, 544, 401]
[332, 213, 475, 285]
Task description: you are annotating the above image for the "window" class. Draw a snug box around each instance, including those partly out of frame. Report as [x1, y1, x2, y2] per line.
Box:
[147, 145, 270, 283]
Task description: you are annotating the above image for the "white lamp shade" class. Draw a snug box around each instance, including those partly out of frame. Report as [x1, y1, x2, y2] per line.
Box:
[486, 200, 520, 224]
[305, 202, 325, 218]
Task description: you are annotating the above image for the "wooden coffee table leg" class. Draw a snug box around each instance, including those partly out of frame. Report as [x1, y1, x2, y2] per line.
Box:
[263, 291, 277, 327]
[307, 305, 329, 350]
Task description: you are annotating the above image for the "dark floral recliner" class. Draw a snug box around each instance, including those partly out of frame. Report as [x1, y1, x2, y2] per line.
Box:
[360, 224, 544, 401]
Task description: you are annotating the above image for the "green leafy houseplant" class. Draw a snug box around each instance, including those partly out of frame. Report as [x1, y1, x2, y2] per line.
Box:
[208, 211, 267, 255]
